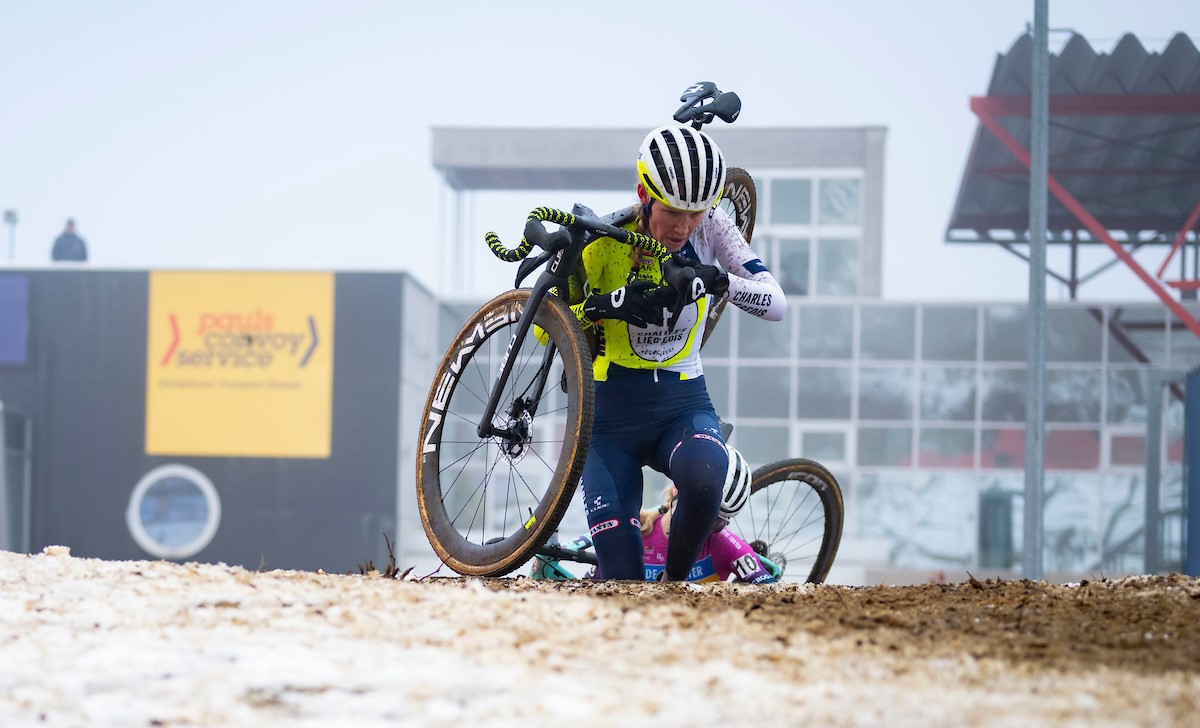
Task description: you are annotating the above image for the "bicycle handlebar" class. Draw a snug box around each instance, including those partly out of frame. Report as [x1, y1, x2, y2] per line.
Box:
[484, 206, 710, 331]
[485, 206, 671, 264]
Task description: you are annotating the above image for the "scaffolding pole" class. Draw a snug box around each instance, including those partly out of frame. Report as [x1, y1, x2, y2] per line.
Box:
[1023, 0, 1049, 581]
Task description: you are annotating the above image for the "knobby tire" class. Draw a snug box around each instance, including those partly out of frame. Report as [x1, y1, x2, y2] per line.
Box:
[732, 458, 844, 584]
[416, 289, 594, 576]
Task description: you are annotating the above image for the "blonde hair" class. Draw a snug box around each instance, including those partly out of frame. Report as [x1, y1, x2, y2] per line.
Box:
[638, 484, 676, 536]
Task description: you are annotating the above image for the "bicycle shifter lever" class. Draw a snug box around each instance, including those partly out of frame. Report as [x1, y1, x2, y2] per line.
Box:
[665, 265, 695, 333]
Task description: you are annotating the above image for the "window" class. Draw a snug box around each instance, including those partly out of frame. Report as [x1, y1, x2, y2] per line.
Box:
[802, 431, 846, 462]
[858, 366, 913, 420]
[860, 306, 915, 360]
[1105, 306, 1165, 364]
[922, 308, 977, 361]
[911, 472, 978, 568]
[918, 428, 975, 468]
[855, 472, 913, 544]
[798, 306, 853, 359]
[815, 238, 858, 296]
[818, 178, 861, 225]
[920, 366, 976, 421]
[857, 427, 913, 466]
[984, 306, 1026, 361]
[1047, 308, 1103, 362]
[1110, 435, 1145, 466]
[732, 425, 789, 471]
[1107, 369, 1147, 424]
[1046, 369, 1101, 423]
[980, 368, 1025, 422]
[736, 365, 790, 418]
[126, 465, 221, 560]
[1051, 432, 1100, 471]
[776, 238, 809, 295]
[981, 428, 1024, 469]
[797, 366, 852, 419]
[770, 179, 812, 225]
[739, 308, 791, 359]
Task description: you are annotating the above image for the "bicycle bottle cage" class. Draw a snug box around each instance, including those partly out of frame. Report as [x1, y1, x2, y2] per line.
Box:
[673, 81, 742, 130]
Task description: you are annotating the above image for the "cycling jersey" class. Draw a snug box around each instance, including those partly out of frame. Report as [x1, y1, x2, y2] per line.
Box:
[570, 207, 786, 382]
[642, 517, 775, 584]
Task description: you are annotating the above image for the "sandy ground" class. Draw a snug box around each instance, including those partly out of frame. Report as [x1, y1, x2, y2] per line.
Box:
[1, 547, 1198, 727]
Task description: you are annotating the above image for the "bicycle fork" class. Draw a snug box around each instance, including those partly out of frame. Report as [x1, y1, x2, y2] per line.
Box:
[476, 284, 559, 441]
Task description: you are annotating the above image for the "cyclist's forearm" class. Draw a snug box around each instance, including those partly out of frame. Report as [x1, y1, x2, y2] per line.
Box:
[724, 273, 787, 321]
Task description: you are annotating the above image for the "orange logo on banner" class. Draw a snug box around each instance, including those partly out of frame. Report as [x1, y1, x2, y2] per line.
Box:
[146, 272, 334, 458]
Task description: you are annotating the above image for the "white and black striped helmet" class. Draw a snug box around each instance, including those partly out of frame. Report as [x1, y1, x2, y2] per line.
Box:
[719, 447, 752, 520]
[636, 125, 727, 212]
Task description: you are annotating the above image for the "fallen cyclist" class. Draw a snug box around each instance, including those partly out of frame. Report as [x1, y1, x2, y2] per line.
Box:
[532, 447, 780, 583]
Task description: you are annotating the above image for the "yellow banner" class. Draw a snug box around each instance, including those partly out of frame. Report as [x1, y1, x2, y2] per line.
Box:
[146, 272, 334, 458]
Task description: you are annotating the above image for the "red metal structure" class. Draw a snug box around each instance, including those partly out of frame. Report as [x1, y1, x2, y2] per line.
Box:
[948, 32, 1200, 336]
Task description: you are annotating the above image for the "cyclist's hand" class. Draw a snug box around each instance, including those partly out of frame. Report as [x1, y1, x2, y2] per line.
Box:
[690, 262, 730, 300]
[645, 283, 682, 310]
[668, 253, 729, 302]
[583, 280, 664, 328]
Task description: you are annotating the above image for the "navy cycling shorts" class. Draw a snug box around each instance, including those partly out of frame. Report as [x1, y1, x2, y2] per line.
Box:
[580, 366, 726, 579]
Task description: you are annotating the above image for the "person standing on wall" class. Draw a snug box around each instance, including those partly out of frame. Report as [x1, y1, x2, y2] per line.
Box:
[51, 218, 88, 262]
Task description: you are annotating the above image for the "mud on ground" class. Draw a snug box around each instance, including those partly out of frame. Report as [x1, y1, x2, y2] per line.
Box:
[3, 549, 1198, 726]
[488, 574, 1200, 675]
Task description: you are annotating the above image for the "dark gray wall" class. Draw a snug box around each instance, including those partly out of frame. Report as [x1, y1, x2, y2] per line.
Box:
[0, 269, 404, 573]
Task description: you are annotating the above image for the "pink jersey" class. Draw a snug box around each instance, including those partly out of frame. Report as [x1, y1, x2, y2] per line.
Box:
[641, 517, 774, 583]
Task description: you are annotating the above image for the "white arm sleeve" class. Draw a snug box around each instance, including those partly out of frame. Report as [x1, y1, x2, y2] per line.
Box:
[701, 209, 787, 322]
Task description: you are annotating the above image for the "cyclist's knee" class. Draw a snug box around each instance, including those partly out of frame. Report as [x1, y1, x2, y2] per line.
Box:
[668, 429, 728, 502]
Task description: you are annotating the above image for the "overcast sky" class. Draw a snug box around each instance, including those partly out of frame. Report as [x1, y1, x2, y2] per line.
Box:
[1, 1, 1195, 301]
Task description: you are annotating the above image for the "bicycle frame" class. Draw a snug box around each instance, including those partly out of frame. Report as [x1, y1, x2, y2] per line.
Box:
[474, 204, 653, 441]
[474, 226, 587, 440]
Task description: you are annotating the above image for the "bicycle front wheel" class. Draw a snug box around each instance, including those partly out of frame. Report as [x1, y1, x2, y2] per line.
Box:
[729, 458, 844, 584]
[416, 289, 594, 577]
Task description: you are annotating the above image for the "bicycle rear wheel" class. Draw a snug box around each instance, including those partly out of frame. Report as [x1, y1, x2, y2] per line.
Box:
[416, 289, 594, 577]
[729, 458, 844, 584]
[702, 166, 757, 349]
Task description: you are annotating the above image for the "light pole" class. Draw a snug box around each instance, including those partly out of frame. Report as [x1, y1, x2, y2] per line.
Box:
[2, 210, 16, 262]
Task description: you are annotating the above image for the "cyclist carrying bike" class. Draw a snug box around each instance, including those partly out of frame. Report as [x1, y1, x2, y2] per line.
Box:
[571, 125, 786, 582]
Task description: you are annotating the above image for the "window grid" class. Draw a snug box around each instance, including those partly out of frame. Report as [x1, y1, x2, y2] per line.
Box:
[733, 301, 1175, 473]
[757, 171, 865, 300]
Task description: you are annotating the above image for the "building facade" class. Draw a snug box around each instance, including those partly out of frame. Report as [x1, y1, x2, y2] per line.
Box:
[414, 125, 1190, 582]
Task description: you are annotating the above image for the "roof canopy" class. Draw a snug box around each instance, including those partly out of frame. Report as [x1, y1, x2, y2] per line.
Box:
[432, 127, 885, 191]
[947, 32, 1200, 245]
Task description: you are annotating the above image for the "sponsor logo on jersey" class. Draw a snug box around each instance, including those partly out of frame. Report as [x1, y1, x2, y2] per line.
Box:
[629, 304, 698, 362]
[730, 290, 772, 308]
[744, 258, 769, 274]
